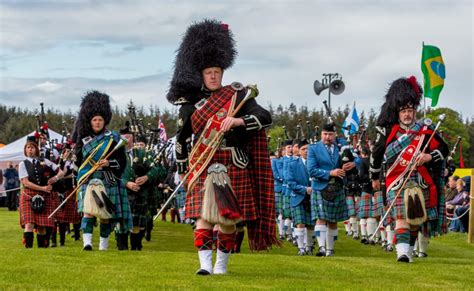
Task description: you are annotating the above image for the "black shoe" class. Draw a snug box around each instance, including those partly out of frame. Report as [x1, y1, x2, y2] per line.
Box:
[360, 236, 368, 244]
[195, 269, 211, 275]
[297, 249, 306, 256]
[397, 254, 410, 263]
[316, 246, 326, 257]
[83, 245, 92, 251]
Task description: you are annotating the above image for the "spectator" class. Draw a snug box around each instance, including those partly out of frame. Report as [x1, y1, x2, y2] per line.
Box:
[3, 162, 20, 211]
[447, 179, 469, 232]
[445, 175, 459, 202]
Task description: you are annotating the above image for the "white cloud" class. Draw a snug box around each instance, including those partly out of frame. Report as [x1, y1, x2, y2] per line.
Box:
[0, 0, 472, 118]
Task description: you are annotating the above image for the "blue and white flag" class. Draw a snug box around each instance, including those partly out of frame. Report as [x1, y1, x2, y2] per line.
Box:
[342, 103, 359, 137]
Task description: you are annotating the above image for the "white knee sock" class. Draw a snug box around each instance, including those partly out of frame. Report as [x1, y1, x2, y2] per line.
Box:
[387, 228, 395, 245]
[380, 226, 387, 241]
[326, 228, 338, 251]
[314, 224, 327, 248]
[418, 232, 429, 253]
[396, 243, 410, 259]
[83, 233, 93, 248]
[295, 228, 305, 249]
[214, 250, 230, 274]
[198, 250, 213, 274]
[344, 220, 351, 233]
[284, 219, 292, 235]
[349, 217, 358, 235]
[277, 214, 284, 236]
[360, 219, 367, 236]
[366, 218, 377, 237]
[99, 236, 109, 251]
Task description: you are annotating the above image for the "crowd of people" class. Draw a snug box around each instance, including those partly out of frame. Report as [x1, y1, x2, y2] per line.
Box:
[3, 19, 471, 276]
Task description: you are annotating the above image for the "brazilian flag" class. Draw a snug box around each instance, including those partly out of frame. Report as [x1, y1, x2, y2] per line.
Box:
[421, 43, 445, 107]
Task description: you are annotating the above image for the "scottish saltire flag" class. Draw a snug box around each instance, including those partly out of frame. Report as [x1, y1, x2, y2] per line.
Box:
[342, 103, 359, 137]
[159, 120, 168, 141]
[421, 43, 445, 107]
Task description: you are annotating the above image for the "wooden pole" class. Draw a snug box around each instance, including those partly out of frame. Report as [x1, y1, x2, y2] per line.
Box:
[468, 168, 474, 243]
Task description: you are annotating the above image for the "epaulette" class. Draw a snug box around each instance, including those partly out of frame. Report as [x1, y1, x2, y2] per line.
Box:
[174, 97, 189, 105]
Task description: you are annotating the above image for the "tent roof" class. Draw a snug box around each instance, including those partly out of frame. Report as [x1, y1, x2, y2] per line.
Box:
[0, 129, 63, 163]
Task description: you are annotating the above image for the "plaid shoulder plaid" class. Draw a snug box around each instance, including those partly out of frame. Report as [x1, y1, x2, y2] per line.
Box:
[384, 121, 423, 162]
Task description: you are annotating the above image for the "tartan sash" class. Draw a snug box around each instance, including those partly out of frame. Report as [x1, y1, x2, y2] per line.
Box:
[385, 122, 438, 207]
[188, 87, 237, 191]
[77, 133, 114, 185]
[385, 123, 426, 193]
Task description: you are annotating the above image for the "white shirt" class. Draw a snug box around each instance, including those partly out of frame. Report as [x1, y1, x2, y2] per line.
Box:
[18, 157, 58, 180]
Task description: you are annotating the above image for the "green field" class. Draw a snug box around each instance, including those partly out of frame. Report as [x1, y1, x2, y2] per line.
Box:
[0, 208, 472, 290]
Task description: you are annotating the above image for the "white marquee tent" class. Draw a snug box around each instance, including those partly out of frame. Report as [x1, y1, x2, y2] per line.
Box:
[0, 129, 63, 166]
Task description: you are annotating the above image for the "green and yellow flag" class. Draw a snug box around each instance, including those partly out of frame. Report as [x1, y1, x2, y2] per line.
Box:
[421, 43, 445, 107]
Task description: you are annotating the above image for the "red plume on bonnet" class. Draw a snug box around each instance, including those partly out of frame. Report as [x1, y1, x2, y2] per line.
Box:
[406, 76, 420, 96]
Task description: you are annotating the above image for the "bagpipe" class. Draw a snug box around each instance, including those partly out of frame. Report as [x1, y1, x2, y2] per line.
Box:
[154, 85, 259, 221]
[370, 114, 447, 240]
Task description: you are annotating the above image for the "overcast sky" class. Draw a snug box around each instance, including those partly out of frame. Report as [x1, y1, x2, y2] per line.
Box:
[1, 0, 472, 122]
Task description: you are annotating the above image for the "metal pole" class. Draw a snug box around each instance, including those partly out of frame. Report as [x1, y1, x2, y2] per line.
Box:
[328, 74, 332, 110]
[468, 168, 474, 243]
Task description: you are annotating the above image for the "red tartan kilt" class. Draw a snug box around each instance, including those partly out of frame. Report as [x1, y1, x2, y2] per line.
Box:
[56, 189, 81, 224]
[185, 148, 257, 221]
[19, 188, 57, 228]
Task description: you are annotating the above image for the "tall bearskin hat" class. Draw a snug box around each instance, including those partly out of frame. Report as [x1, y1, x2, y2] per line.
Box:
[72, 90, 112, 143]
[166, 19, 237, 104]
[376, 76, 423, 127]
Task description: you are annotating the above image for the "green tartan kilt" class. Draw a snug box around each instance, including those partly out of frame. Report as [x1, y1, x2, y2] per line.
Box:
[357, 192, 373, 218]
[147, 188, 160, 217]
[77, 171, 132, 233]
[129, 191, 149, 229]
[311, 186, 348, 223]
[275, 191, 283, 215]
[282, 194, 292, 219]
[291, 201, 314, 225]
[345, 195, 358, 217]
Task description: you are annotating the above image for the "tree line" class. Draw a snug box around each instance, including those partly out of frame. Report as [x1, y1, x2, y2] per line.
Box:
[1, 103, 473, 167]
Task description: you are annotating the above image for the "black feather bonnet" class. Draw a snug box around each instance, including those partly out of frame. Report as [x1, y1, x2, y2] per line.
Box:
[376, 76, 423, 127]
[72, 90, 112, 143]
[166, 19, 237, 104]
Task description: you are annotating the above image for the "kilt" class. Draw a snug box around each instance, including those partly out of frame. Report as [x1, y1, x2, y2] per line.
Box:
[129, 191, 149, 229]
[387, 178, 432, 224]
[311, 186, 348, 223]
[372, 191, 384, 217]
[282, 194, 292, 219]
[346, 196, 358, 217]
[275, 191, 283, 216]
[19, 187, 56, 228]
[56, 189, 81, 224]
[147, 187, 160, 217]
[175, 187, 186, 209]
[291, 201, 313, 225]
[77, 170, 132, 232]
[357, 192, 372, 219]
[185, 148, 257, 221]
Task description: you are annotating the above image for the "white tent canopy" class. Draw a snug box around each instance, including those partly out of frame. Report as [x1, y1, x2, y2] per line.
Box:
[0, 129, 63, 163]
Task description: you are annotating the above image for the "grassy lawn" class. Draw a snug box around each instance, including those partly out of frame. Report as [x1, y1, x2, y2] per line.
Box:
[0, 207, 472, 290]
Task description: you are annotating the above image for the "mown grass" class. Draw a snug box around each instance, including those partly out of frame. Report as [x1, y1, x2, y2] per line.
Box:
[0, 208, 473, 290]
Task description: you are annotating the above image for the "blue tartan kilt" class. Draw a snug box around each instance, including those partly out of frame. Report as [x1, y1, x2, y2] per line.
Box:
[275, 191, 283, 215]
[175, 187, 186, 209]
[311, 186, 348, 223]
[372, 191, 384, 217]
[357, 192, 373, 218]
[282, 195, 292, 219]
[77, 171, 133, 233]
[291, 201, 314, 225]
[345, 195, 358, 217]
